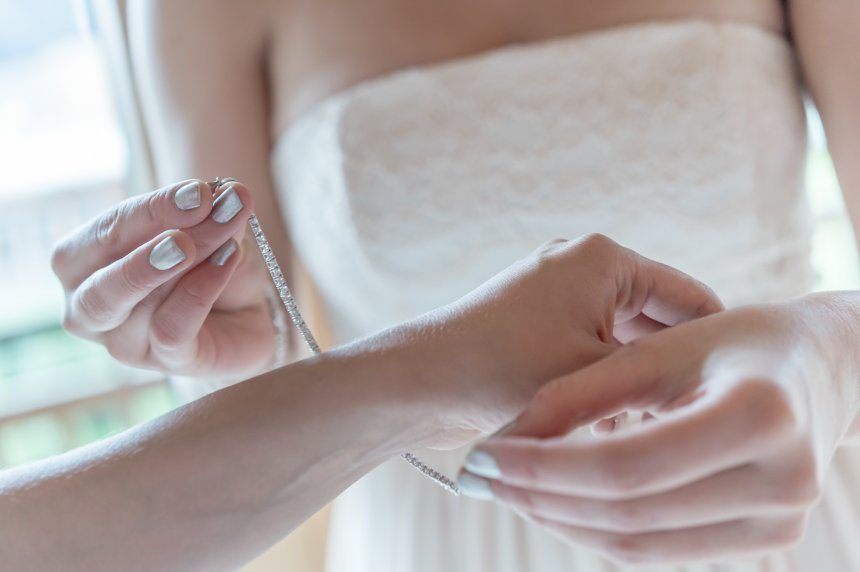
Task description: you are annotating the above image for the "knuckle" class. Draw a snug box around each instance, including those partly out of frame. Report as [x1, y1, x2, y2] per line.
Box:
[60, 308, 84, 336]
[176, 280, 213, 312]
[770, 450, 821, 509]
[572, 233, 621, 260]
[144, 192, 164, 227]
[104, 335, 133, 363]
[531, 238, 570, 263]
[732, 378, 797, 439]
[93, 207, 123, 250]
[50, 238, 72, 278]
[149, 316, 184, 352]
[103, 333, 149, 368]
[538, 237, 569, 251]
[117, 258, 148, 296]
[577, 232, 615, 250]
[74, 284, 112, 328]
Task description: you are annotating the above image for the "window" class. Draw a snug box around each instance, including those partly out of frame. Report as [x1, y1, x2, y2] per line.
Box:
[0, 0, 176, 468]
[807, 106, 860, 290]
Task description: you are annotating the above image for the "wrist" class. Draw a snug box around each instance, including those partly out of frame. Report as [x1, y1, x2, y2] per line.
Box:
[317, 331, 457, 451]
[333, 308, 511, 449]
[792, 292, 860, 444]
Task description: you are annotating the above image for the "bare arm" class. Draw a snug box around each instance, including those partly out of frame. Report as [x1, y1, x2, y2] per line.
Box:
[0, 343, 438, 572]
[3, 234, 722, 571]
[128, 0, 290, 261]
[790, 0, 860, 245]
[55, 1, 297, 381]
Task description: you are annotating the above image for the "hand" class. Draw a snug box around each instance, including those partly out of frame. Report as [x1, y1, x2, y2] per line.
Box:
[52, 180, 276, 378]
[459, 294, 860, 565]
[371, 234, 722, 449]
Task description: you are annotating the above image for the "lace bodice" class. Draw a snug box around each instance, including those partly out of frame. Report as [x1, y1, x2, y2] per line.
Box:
[270, 19, 860, 572]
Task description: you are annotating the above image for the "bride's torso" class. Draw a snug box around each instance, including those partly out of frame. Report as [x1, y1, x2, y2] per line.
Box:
[266, 0, 785, 136]
[273, 18, 812, 342]
[264, 3, 860, 572]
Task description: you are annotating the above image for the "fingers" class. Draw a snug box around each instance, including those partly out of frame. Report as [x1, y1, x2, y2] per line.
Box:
[503, 343, 668, 438]
[147, 239, 243, 370]
[53, 180, 214, 288]
[526, 514, 806, 566]
[178, 182, 253, 263]
[144, 234, 276, 376]
[612, 314, 664, 344]
[60, 182, 255, 338]
[615, 252, 725, 327]
[491, 463, 811, 534]
[65, 231, 197, 334]
[470, 379, 798, 498]
[503, 312, 722, 438]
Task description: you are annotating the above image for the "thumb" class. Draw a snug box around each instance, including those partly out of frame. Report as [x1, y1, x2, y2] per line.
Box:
[502, 342, 675, 439]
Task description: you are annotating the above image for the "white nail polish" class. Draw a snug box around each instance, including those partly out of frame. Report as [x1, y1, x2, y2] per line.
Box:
[212, 185, 243, 223]
[210, 239, 238, 266]
[149, 236, 186, 270]
[464, 449, 501, 479]
[457, 472, 494, 501]
[174, 181, 201, 211]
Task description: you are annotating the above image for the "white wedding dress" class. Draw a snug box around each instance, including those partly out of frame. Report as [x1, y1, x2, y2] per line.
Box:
[272, 20, 860, 572]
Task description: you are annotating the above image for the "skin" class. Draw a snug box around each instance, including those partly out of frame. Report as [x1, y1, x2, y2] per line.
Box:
[119, 0, 786, 382]
[52, 180, 273, 379]
[461, 295, 860, 565]
[55, 0, 860, 563]
[10, 229, 721, 571]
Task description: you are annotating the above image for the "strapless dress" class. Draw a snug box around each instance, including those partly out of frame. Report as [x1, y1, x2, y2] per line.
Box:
[272, 19, 860, 572]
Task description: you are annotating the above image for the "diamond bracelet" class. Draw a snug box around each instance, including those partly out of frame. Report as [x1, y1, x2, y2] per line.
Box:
[209, 178, 460, 496]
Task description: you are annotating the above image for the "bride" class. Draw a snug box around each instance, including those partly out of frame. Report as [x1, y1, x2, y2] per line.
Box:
[57, 0, 860, 569]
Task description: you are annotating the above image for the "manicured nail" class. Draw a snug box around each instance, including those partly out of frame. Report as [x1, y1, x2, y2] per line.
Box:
[464, 449, 501, 479]
[457, 471, 494, 501]
[149, 236, 186, 270]
[173, 181, 201, 211]
[210, 239, 238, 266]
[211, 185, 243, 223]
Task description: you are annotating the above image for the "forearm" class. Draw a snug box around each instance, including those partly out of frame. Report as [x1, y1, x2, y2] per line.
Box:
[0, 342, 442, 571]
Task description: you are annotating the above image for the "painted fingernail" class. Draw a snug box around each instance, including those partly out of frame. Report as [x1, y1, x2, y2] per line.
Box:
[149, 236, 186, 270]
[174, 181, 201, 211]
[464, 449, 501, 479]
[211, 185, 243, 223]
[457, 471, 494, 501]
[210, 239, 238, 266]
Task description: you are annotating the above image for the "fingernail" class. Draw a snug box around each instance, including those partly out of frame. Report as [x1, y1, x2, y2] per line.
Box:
[211, 185, 243, 223]
[210, 239, 238, 266]
[464, 449, 501, 479]
[174, 181, 201, 211]
[149, 236, 186, 270]
[457, 471, 495, 501]
[491, 419, 517, 438]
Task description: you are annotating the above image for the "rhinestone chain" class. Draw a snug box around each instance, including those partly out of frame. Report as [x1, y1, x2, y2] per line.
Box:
[210, 178, 460, 496]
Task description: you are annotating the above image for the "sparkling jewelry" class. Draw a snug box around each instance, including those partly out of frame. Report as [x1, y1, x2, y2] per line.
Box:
[208, 178, 460, 496]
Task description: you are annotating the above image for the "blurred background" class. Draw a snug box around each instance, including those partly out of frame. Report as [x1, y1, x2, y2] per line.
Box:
[0, 0, 857, 570]
[0, 0, 173, 469]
